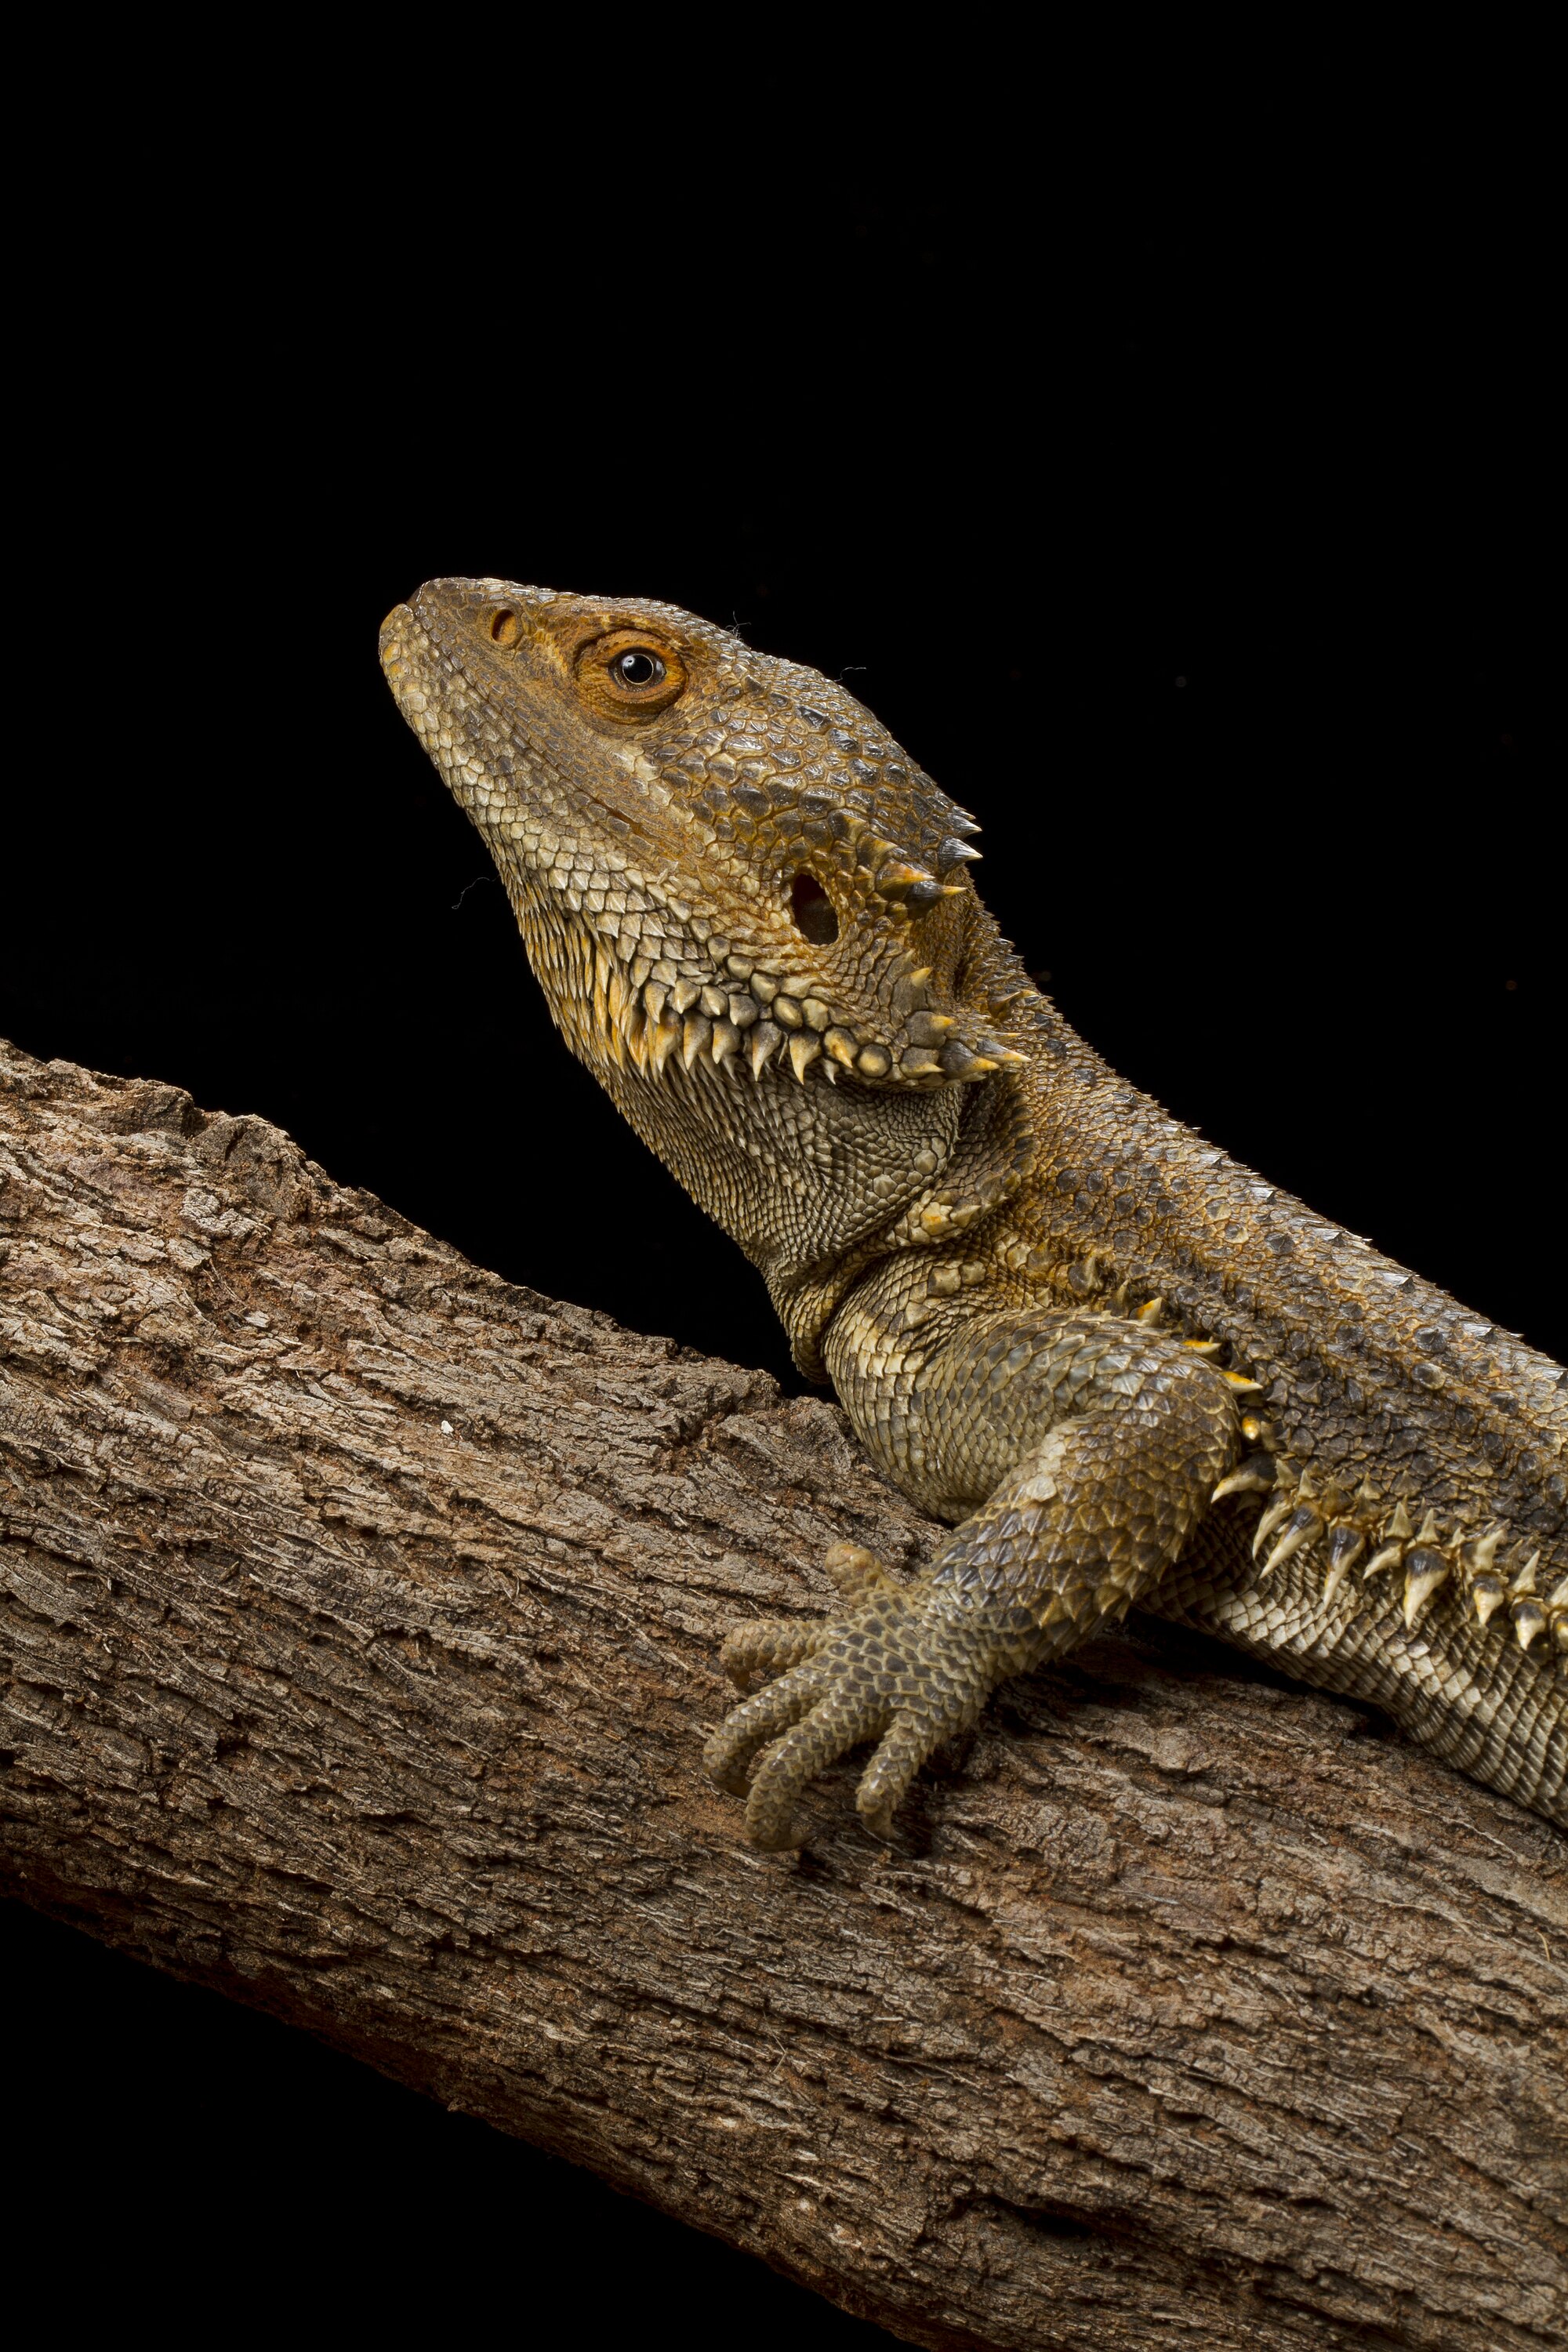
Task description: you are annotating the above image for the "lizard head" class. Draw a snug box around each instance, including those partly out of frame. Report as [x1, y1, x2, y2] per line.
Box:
[379, 576, 1025, 1098]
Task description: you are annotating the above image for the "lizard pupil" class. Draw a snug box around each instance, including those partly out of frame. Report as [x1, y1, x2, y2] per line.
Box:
[615, 651, 663, 688]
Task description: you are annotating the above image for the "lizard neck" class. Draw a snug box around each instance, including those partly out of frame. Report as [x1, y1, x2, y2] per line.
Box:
[600, 1051, 969, 1359]
[770, 1064, 1042, 1377]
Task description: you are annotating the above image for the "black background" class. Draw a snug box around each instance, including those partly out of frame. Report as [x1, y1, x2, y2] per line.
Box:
[4, 160, 1557, 2344]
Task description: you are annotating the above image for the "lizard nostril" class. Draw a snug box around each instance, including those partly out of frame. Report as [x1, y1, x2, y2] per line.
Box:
[789, 872, 839, 946]
[490, 609, 521, 647]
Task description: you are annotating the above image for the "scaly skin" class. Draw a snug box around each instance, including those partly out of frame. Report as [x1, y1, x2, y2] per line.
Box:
[380, 577, 1567, 1846]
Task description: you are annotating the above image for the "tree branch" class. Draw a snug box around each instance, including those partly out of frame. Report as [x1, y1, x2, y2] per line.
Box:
[1, 1040, 1563, 2351]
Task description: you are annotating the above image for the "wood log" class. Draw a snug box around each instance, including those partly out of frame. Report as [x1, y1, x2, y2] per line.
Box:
[1, 1036, 1563, 2351]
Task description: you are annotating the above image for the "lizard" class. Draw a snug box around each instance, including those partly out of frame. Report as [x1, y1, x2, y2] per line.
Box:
[379, 576, 1568, 1848]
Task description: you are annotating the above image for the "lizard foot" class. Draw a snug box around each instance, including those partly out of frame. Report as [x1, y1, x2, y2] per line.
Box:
[705, 1576, 996, 1850]
[716, 1544, 908, 1690]
[709, 1346, 1236, 1849]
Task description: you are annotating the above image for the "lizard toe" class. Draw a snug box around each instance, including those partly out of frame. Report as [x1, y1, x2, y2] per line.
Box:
[719, 1616, 826, 1687]
[822, 1541, 902, 1599]
[855, 1711, 949, 1842]
[704, 1657, 825, 1796]
[743, 1687, 891, 1849]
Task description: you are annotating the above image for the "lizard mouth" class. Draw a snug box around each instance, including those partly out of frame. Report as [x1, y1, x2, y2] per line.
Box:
[379, 592, 1028, 1093]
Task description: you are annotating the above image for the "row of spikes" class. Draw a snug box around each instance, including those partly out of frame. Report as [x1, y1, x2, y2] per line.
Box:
[1106, 1266, 1564, 1654]
[594, 947, 1023, 1086]
[706, 774, 981, 913]
[592, 951, 938, 1085]
[1125, 1288, 1266, 1395]
[862, 827, 981, 911]
[1214, 1461, 1568, 1653]
[1040, 1267, 1560, 1654]
[1036, 1267, 1269, 1399]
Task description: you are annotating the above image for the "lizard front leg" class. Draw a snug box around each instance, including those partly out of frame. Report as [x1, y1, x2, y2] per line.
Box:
[706, 1315, 1237, 1849]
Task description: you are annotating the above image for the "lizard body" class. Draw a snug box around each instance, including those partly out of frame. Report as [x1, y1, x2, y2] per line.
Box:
[381, 578, 1567, 1845]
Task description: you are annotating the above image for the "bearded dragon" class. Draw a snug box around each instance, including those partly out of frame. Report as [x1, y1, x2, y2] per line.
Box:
[380, 578, 1567, 1846]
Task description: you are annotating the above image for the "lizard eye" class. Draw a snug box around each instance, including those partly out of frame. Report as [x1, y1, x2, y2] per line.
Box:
[576, 628, 687, 717]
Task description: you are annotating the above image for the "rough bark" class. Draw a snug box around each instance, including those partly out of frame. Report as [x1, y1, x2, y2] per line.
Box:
[0, 1038, 1563, 2352]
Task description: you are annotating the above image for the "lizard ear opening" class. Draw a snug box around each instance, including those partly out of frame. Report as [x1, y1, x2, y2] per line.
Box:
[789, 872, 840, 946]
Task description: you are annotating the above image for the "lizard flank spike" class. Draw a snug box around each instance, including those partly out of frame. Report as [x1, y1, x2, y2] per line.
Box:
[1322, 1522, 1367, 1602]
[1254, 1471, 1312, 1561]
[381, 578, 1567, 1842]
[1513, 1599, 1548, 1650]
[1262, 1503, 1324, 1577]
[1512, 1548, 1541, 1595]
[1403, 1546, 1450, 1628]
[1211, 1454, 1276, 1502]
[1462, 1527, 1505, 1580]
